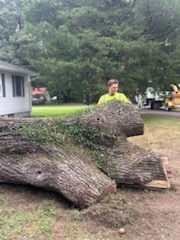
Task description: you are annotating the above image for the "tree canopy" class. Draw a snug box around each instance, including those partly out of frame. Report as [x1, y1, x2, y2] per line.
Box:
[0, 0, 180, 102]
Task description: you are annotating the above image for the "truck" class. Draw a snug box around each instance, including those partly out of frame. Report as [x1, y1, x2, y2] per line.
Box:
[164, 84, 180, 111]
[144, 84, 180, 111]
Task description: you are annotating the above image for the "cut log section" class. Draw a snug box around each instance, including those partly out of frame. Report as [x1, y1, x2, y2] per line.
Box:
[144, 180, 170, 189]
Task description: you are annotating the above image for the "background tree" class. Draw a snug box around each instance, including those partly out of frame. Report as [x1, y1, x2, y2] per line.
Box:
[0, 0, 180, 102]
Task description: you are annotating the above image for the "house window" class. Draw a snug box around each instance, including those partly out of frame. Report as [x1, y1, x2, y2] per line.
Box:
[0, 73, 6, 97]
[12, 75, 25, 97]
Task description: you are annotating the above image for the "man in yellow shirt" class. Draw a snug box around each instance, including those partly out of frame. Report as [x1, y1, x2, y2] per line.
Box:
[97, 79, 129, 105]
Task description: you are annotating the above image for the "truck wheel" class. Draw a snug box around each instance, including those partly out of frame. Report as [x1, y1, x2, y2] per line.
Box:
[151, 101, 160, 110]
[165, 104, 171, 111]
[150, 101, 154, 109]
[153, 102, 160, 110]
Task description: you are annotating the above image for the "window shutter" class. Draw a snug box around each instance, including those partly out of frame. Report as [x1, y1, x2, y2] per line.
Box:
[2, 73, 6, 97]
[22, 77, 25, 97]
[12, 75, 15, 97]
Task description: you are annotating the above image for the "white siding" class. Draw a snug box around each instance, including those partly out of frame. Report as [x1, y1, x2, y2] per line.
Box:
[0, 71, 31, 117]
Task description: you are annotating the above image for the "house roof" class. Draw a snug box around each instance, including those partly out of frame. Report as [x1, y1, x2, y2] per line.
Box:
[32, 88, 47, 96]
[0, 60, 38, 76]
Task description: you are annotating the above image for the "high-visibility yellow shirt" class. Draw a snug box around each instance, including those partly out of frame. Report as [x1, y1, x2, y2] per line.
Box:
[97, 92, 128, 105]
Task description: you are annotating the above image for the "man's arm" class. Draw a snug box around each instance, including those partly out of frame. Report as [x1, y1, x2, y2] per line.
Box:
[97, 95, 103, 106]
[121, 93, 131, 103]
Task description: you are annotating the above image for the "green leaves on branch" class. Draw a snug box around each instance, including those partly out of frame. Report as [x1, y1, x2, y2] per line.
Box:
[1, 0, 180, 101]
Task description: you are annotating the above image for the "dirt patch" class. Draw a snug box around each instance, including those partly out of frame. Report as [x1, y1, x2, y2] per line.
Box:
[82, 193, 140, 229]
[80, 187, 180, 240]
[123, 189, 180, 240]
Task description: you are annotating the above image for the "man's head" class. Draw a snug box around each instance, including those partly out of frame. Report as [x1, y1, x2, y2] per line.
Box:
[107, 79, 119, 96]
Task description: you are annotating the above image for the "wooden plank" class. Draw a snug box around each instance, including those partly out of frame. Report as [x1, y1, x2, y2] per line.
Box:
[144, 180, 171, 189]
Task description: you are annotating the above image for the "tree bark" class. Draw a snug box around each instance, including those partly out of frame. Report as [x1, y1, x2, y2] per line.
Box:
[0, 101, 170, 208]
[0, 152, 116, 209]
[94, 141, 170, 189]
[0, 139, 116, 209]
[75, 101, 169, 188]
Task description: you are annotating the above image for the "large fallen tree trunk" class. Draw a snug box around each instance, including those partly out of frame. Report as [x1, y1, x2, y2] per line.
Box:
[0, 101, 170, 208]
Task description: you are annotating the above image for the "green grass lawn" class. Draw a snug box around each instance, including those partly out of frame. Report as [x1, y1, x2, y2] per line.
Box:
[141, 114, 180, 126]
[32, 104, 93, 117]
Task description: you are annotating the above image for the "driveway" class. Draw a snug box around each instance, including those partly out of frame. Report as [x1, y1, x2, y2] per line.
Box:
[139, 108, 180, 118]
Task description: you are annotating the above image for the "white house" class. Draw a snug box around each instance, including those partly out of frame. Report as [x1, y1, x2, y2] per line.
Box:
[0, 61, 38, 118]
